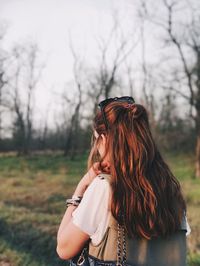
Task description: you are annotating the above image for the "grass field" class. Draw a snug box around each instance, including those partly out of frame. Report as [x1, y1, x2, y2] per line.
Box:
[0, 151, 199, 266]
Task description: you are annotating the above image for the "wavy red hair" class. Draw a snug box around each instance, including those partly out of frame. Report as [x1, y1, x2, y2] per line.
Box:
[88, 101, 186, 239]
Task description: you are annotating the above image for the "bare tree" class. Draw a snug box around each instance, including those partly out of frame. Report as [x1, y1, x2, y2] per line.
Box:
[0, 58, 7, 140]
[8, 43, 43, 155]
[0, 73, 4, 139]
[0, 25, 9, 141]
[25, 43, 43, 154]
[141, 0, 200, 177]
[62, 40, 84, 157]
[61, 15, 139, 157]
[139, 9, 157, 129]
[12, 47, 26, 154]
[87, 18, 138, 115]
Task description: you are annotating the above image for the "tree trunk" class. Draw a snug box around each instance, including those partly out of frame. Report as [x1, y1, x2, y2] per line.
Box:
[195, 134, 200, 178]
[195, 106, 200, 178]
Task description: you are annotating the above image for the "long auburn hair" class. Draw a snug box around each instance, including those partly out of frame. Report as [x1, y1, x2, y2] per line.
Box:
[88, 101, 186, 239]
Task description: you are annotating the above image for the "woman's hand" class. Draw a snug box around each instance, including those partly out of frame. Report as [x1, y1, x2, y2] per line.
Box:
[73, 162, 110, 197]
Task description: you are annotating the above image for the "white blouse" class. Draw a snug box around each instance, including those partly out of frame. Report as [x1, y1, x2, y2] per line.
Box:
[72, 175, 111, 245]
[72, 175, 191, 245]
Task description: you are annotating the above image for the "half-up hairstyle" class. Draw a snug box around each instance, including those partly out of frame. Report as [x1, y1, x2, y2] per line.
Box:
[88, 101, 186, 239]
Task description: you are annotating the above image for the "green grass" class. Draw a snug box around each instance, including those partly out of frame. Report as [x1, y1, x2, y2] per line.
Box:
[0, 153, 87, 266]
[0, 152, 199, 265]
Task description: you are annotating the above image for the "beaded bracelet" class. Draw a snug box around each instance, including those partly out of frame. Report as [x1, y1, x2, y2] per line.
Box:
[72, 195, 83, 201]
[66, 196, 82, 207]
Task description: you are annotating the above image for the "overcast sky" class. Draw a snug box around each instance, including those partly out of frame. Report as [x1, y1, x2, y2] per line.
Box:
[0, 0, 195, 133]
[1, 0, 143, 128]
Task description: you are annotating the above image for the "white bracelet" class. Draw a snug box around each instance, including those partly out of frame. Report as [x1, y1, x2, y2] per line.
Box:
[66, 196, 83, 207]
[72, 195, 83, 201]
[66, 199, 80, 207]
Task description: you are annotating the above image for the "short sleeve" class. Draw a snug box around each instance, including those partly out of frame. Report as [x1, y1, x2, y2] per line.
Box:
[180, 211, 191, 236]
[72, 176, 110, 236]
[185, 217, 191, 236]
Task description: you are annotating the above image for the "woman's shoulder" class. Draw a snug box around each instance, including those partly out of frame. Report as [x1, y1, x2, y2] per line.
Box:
[89, 173, 111, 193]
[89, 173, 111, 186]
[84, 173, 111, 198]
[95, 173, 111, 182]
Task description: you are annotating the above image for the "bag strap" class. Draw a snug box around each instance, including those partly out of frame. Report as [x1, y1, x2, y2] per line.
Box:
[117, 222, 127, 266]
[98, 174, 127, 265]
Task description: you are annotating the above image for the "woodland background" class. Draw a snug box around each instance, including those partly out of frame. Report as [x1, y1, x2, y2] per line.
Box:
[0, 0, 199, 265]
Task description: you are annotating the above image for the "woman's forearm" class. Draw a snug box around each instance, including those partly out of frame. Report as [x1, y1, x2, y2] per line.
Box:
[57, 178, 88, 239]
[57, 205, 76, 240]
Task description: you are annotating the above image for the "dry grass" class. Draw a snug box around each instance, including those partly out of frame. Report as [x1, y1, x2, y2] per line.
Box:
[0, 152, 199, 265]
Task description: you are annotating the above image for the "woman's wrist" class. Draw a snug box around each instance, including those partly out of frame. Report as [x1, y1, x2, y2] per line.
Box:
[72, 169, 98, 198]
[73, 176, 88, 197]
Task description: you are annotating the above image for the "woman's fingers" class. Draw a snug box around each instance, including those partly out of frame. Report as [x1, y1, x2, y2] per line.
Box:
[93, 162, 100, 172]
[93, 161, 111, 174]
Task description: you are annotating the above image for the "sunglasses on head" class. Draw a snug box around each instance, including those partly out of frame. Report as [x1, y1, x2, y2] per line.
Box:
[98, 96, 135, 130]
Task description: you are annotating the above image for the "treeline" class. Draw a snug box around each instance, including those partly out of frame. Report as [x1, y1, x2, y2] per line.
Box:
[0, 0, 199, 176]
[0, 95, 195, 157]
[0, 36, 195, 157]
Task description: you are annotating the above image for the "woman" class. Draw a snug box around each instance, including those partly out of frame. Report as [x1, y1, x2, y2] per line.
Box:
[57, 96, 190, 265]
